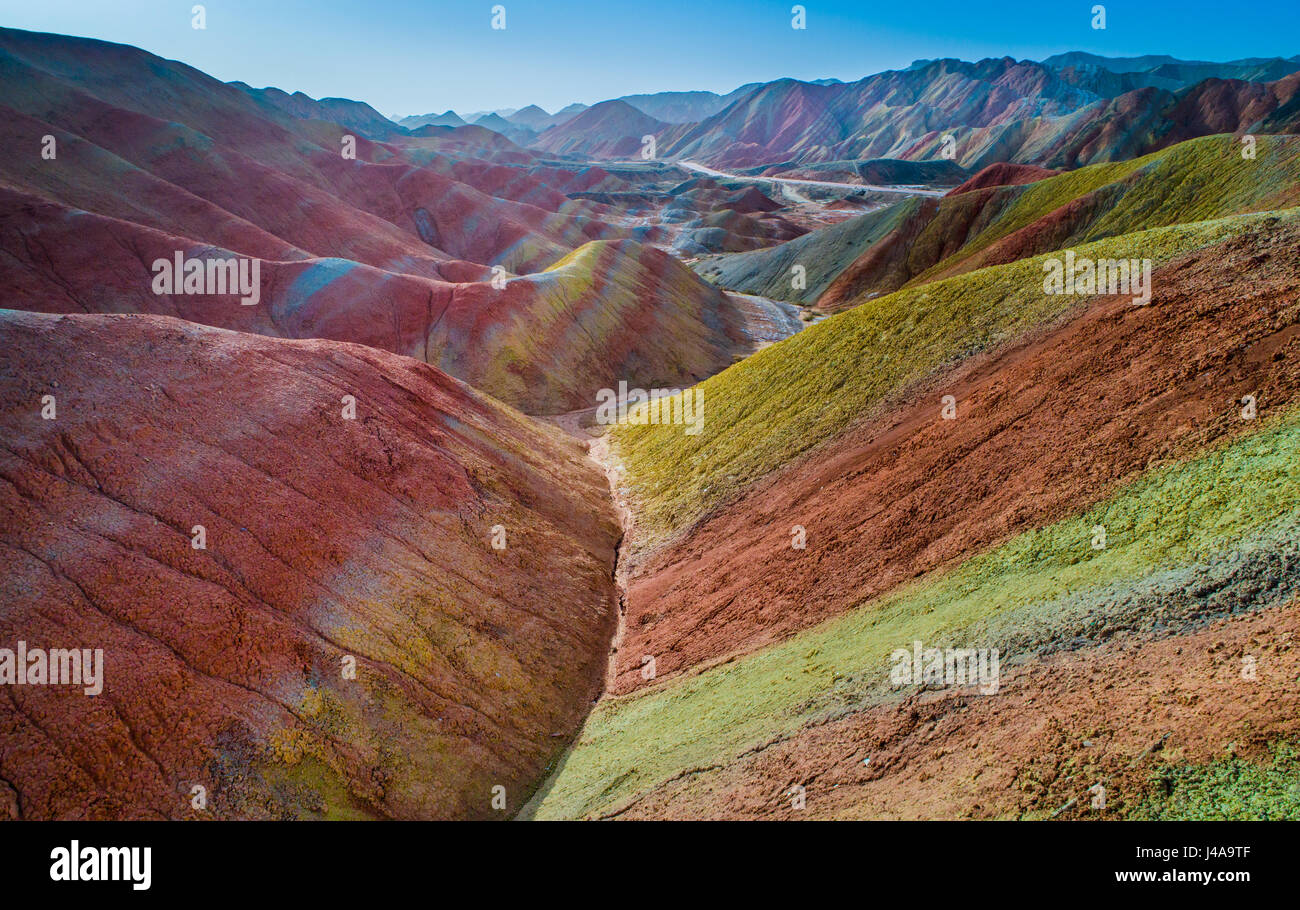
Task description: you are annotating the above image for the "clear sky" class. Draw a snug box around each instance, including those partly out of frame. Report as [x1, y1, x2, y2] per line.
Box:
[2, 1, 1297, 117]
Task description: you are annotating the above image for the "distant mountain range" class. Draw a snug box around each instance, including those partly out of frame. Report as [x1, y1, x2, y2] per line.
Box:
[612, 85, 763, 123]
[395, 85, 761, 133]
[234, 82, 406, 139]
[398, 109, 466, 128]
[659, 54, 1300, 170]
[362, 52, 1300, 173]
[397, 103, 585, 134]
[5, 23, 1300, 825]
[531, 99, 668, 158]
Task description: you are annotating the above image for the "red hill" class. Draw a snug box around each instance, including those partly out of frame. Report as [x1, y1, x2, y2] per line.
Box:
[0, 309, 620, 819]
[531, 99, 668, 159]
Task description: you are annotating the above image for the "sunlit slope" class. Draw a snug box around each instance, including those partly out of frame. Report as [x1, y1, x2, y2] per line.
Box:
[532, 408, 1300, 819]
[0, 190, 758, 417]
[432, 239, 760, 414]
[694, 197, 924, 305]
[699, 135, 1300, 313]
[908, 133, 1300, 286]
[613, 207, 1300, 544]
[601, 215, 1300, 697]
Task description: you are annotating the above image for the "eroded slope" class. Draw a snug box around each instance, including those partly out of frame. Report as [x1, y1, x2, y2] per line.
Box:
[0, 310, 620, 819]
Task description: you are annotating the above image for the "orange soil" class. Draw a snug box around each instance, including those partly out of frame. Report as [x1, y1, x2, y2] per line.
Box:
[606, 600, 1300, 819]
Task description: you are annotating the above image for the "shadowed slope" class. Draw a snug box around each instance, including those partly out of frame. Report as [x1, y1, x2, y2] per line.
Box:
[0, 310, 620, 819]
[695, 198, 927, 305]
[0, 192, 764, 415]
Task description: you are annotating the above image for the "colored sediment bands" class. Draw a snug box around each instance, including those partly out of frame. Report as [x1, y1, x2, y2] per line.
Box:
[427, 239, 767, 415]
[0, 27, 784, 419]
[4, 22, 1300, 824]
[531, 408, 1300, 819]
[615, 204, 1300, 548]
[702, 134, 1300, 312]
[609, 216, 1300, 692]
[0, 310, 620, 819]
[663, 58, 1300, 171]
[531, 196, 1300, 819]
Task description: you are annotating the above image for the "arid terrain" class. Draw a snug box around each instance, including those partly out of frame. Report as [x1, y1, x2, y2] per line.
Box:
[1, 24, 1298, 822]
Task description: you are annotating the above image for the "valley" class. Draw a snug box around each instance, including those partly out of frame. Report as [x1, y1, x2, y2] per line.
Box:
[1, 22, 1298, 825]
[678, 158, 951, 198]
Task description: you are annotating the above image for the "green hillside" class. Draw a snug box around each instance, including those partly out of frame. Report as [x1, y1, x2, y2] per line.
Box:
[614, 207, 1300, 544]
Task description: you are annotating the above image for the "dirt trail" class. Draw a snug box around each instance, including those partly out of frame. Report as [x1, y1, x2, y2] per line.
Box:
[515, 426, 634, 820]
[588, 433, 636, 691]
[521, 287, 811, 817]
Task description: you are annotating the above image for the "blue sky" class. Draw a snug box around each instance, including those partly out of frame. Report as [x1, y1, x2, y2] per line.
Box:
[2, 1, 1297, 116]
